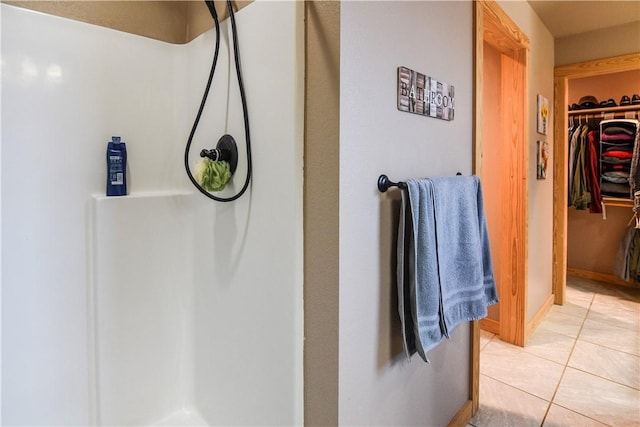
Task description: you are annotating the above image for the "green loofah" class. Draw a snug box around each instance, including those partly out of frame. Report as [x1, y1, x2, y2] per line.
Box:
[194, 158, 232, 192]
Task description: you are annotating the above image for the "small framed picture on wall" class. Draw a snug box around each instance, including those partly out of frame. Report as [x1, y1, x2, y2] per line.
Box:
[537, 141, 549, 180]
[537, 94, 549, 135]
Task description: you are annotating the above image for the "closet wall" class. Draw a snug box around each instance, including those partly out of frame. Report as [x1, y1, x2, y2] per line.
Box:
[566, 71, 640, 279]
[569, 70, 640, 107]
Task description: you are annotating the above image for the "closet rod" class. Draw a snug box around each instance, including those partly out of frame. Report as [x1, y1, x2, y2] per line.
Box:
[568, 104, 640, 116]
[569, 111, 640, 121]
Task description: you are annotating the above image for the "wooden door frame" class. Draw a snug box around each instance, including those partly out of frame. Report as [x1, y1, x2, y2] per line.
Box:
[470, 0, 530, 416]
[475, 0, 529, 344]
[552, 53, 640, 305]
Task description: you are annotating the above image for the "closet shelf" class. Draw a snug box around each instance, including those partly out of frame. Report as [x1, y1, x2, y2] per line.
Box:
[601, 196, 633, 208]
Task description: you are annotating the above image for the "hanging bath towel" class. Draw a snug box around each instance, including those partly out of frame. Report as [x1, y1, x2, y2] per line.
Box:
[397, 176, 498, 363]
[427, 176, 499, 337]
[397, 184, 445, 362]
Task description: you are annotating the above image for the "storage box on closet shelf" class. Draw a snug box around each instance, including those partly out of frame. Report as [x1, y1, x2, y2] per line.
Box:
[568, 95, 640, 217]
[599, 118, 640, 218]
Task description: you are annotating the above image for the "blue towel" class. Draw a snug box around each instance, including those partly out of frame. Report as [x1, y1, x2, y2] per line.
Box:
[398, 176, 498, 362]
[429, 176, 498, 336]
[396, 190, 417, 358]
[397, 186, 444, 362]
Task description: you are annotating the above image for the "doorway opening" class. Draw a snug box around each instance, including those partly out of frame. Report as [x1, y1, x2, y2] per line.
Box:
[552, 53, 640, 304]
[474, 0, 529, 347]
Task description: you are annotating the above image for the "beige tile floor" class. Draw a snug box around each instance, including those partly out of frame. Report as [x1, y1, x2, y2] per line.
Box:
[469, 276, 640, 427]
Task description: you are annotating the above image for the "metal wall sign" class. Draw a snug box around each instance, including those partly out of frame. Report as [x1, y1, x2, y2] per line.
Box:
[397, 66, 455, 121]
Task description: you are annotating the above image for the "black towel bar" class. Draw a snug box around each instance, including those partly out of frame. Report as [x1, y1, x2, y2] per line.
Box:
[377, 175, 406, 192]
[377, 173, 462, 193]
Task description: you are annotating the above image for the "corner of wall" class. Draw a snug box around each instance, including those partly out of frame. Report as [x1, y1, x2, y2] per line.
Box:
[3, 0, 254, 44]
[184, 1, 253, 43]
[303, 1, 340, 425]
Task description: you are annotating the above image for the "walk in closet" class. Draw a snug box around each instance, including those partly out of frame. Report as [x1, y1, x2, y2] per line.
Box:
[565, 67, 640, 286]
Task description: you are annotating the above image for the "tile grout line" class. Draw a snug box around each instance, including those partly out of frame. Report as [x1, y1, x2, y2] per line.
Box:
[568, 289, 640, 389]
[550, 402, 615, 427]
[477, 280, 639, 426]
[538, 289, 596, 427]
[578, 336, 640, 356]
[561, 365, 640, 392]
[478, 372, 552, 403]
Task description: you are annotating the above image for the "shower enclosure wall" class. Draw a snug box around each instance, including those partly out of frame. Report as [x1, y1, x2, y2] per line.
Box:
[1, 2, 304, 425]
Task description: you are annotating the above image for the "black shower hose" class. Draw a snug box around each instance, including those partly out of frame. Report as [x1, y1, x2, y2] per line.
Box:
[184, 0, 252, 202]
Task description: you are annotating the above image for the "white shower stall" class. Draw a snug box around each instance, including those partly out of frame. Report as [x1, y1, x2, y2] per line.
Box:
[1, 2, 304, 425]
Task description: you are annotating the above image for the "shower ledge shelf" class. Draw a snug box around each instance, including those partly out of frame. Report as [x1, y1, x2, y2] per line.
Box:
[91, 190, 194, 201]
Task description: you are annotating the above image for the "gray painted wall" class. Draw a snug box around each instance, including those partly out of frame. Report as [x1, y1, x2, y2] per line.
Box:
[497, 0, 556, 323]
[338, 2, 474, 425]
[555, 21, 640, 66]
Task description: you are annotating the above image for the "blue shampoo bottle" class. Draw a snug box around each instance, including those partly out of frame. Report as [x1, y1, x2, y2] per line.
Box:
[106, 136, 127, 196]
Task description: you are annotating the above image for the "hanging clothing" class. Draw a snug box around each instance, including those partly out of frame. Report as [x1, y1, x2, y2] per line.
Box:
[620, 227, 640, 283]
[614, 226, 635, 281]
[625, 122, 640, 202]
[570, 124, 596, 210]
[568, 124, 581, 206]
[585, 129, 602, 214]
[570, 127, 589, 209]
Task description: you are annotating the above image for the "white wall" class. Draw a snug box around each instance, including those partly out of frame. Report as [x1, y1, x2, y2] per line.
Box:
[2, 6, 179, 423]
[497, 0, 555, 323]
[185, 2, 304, 425]
[339, 2, 474, 425]
[1, 2, 303, 425]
